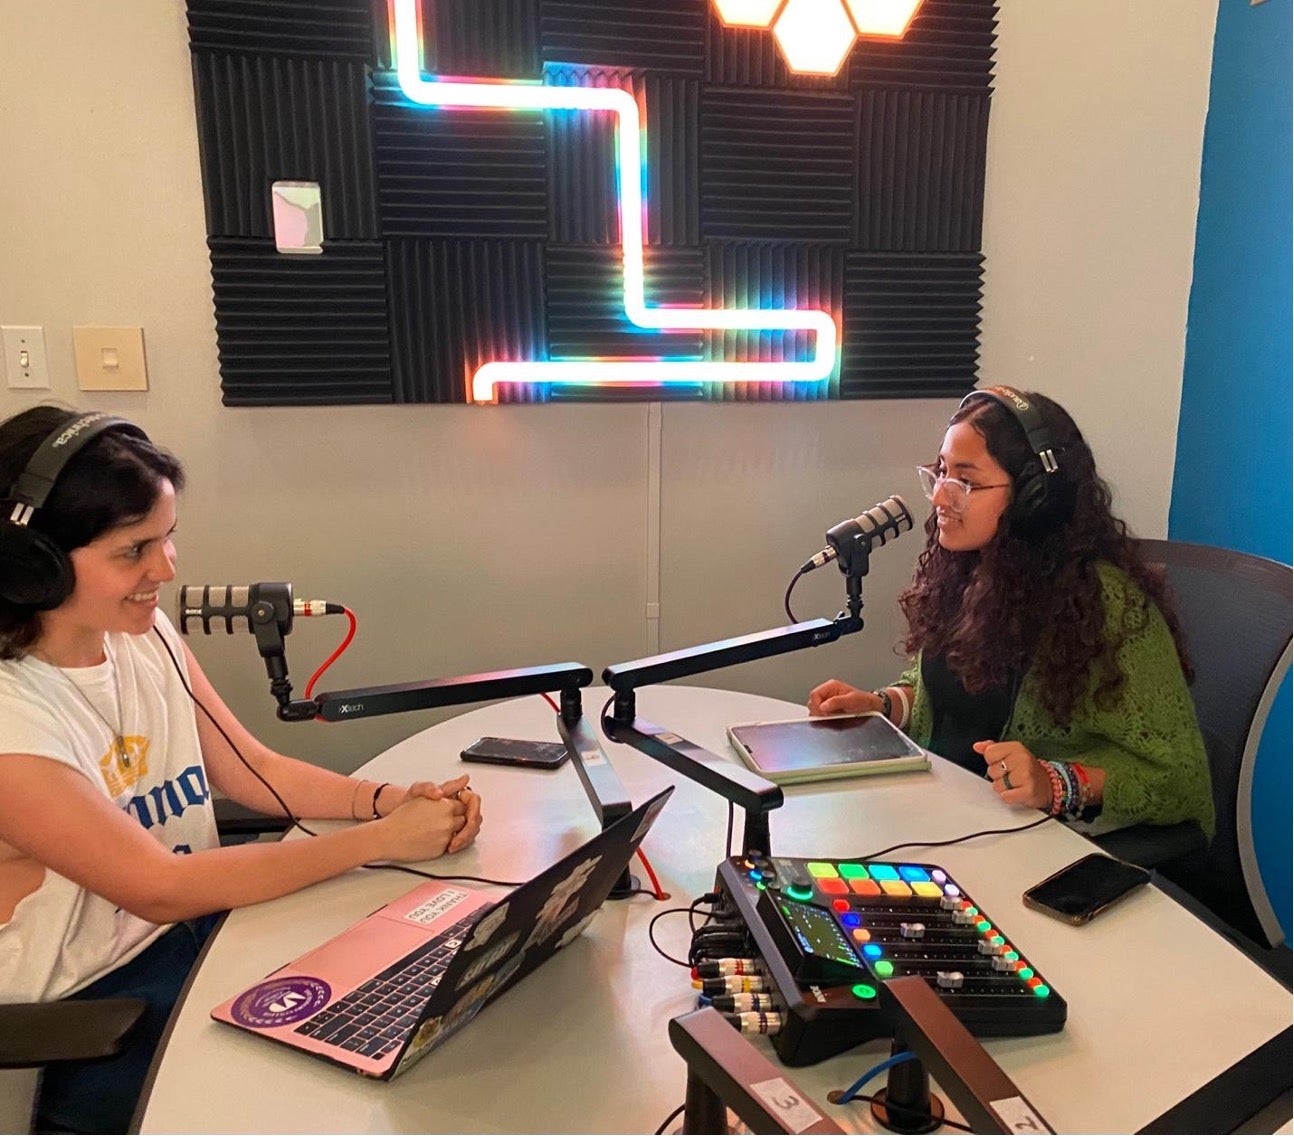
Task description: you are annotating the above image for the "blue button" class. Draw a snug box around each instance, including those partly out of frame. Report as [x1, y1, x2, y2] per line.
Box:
[867, 864, 899, 881]
[898, 866, 930, 883]
[841, 912, 861, 927]
[863, 944, 883, 959]
[749, 869, 763, 881]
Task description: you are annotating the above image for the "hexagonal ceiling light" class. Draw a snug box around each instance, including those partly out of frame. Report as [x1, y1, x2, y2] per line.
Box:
[713, 0, 923, 76]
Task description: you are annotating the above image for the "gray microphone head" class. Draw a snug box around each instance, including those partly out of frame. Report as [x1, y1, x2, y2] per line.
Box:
[178, 583, 294, 635]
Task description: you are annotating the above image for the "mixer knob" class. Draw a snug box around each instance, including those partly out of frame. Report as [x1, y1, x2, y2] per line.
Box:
[899, 922, 925, 939]
[952, 909, 976, 925]
[936, 971, 965, 990]
[939, 895, 960, 910]
[978, 939, 1003, 955]
[992, 955, 1016, 971]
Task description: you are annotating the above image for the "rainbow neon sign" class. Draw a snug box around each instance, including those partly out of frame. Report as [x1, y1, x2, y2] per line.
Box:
[392, 0, 839, 403]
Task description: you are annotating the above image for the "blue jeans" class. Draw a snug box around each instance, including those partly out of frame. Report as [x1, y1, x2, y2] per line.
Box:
[35, 913, 221, 1135]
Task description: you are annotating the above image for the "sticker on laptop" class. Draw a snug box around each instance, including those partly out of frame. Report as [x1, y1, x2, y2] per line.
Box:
[229, 975, 332, 1029]
[555, 911, 598, 951]
[404, 885, 471, 926]
[463, 900, 510, 950]
[524, 854, 600, 951]
[454, 932, 520, 990]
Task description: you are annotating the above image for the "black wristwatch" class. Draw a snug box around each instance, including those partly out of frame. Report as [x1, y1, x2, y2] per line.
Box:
[873, 688, 893, 720]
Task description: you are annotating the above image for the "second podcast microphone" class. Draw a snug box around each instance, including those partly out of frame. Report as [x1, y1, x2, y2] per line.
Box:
[178, 583, 340, 636]
[799, 495, 913, 573]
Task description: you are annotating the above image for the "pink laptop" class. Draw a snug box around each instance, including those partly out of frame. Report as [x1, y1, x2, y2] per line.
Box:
[211, 787, 672, 1080]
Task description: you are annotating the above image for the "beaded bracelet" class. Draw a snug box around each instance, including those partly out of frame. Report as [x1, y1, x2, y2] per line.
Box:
[1042, 761, 1066, 816]
[1070, 763, 1092, 810]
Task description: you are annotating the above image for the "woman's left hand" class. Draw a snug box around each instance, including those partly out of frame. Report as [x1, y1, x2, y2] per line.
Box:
[386, 775, 483, 852]
[972, 740, 1051, 810]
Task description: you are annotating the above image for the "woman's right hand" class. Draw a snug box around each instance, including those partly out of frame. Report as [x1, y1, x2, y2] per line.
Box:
[807, 679, 884, 717]
[374, 795, 468, 862]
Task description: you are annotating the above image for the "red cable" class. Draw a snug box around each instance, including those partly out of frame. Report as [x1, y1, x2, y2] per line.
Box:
[304, 607, 358, 700]
[637, 847, 668, 900]
[540, 692, 559, 712]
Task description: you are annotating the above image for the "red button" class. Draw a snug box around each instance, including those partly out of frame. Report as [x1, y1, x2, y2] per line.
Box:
[817, 878, 848, 895]
[831, 898, 850, 913]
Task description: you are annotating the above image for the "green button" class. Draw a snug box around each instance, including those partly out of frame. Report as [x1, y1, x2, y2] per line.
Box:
[874, 960, 895, 978]
[851, 983, 878, 1000]
[785, 884, 815, 902]
[1032, 984, 1051, 999]
[1003, 951, 1019, 962]
[990, 935, 1005, 947]
[838, 863, 868, 879]
[1017, 967, 1034, 980]
[976, 920, 991, 933]
[755, 881, 766, 890]
[806, 861, 839, 878]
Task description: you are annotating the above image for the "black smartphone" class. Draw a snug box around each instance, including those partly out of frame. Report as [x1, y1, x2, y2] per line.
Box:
[460, 736, 570, 769]
[1022, 853, 1151, 925]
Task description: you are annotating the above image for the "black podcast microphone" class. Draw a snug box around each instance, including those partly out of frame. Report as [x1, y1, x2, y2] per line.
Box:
[177, 583, 341, 636]
[799, 495, 913, 573]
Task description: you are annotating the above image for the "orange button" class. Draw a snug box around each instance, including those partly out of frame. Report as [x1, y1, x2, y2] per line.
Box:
[849, 879, 882, 896]
[851, 928, 871, 943]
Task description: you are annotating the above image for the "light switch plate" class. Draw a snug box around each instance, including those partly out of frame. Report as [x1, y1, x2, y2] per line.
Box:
[74, 326, 148, 391]
[2, 326, 51, 389]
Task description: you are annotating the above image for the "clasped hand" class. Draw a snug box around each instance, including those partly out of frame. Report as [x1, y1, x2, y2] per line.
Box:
[381, 775, 484, 858]
[973, 740, 1051, 810]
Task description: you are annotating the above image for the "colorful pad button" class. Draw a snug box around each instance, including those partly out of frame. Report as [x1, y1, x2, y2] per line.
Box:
[867, 864, 900, 881]
[863, 944, 883, 959]
[838, 863, 868, 879]
[817, 878, 848, 895]
[806, 862, 839, 879]
[849, 927, 869, 942]
[873, 960, 895, 978]
[881, 880, 912, 897]
[898, 866, 930, 883]
[849, 879, 882, 896]
[912, 882, 943, 898]
[841, 912, 861, 928]
[831, 898, 850, 913]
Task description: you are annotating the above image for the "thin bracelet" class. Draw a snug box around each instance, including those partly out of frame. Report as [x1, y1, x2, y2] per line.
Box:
[890, 685, 912, 729]
[371, 782, 392, 821]
[350, 779, 369, 822]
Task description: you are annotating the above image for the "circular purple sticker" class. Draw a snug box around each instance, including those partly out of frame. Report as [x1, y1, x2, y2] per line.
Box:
[230, 975, 332, 1029]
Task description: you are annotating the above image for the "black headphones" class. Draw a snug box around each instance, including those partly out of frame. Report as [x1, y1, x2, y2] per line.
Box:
[957, 385, 1072, 538]
[0, 412, 149, 610]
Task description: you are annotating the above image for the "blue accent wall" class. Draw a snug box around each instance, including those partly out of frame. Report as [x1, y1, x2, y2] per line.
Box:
[1171, 0, 1291, 941]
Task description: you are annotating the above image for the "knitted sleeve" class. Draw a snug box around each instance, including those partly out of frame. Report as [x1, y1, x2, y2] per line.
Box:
[1011, 565, 1215, 836]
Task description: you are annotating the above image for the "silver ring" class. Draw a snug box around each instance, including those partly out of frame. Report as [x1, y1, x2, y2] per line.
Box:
[998, 760, 1008, 775]
[1002, 771, 1014, 791]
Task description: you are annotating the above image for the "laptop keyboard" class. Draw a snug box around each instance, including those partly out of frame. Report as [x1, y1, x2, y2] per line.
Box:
[292, 914, 478, 1060]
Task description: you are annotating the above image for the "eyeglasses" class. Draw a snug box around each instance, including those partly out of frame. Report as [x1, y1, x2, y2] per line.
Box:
[916, 464, 1011, 513]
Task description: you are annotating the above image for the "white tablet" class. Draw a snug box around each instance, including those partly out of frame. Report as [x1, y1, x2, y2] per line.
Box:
[727, 712, 930, 785]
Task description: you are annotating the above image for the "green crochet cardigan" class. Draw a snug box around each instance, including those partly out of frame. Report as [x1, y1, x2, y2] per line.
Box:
[895, 562, 1215, 836]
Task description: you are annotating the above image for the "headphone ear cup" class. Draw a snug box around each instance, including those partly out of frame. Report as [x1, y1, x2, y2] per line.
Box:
[1008, 462, 1075, 539]
[0, 523, 75, 610]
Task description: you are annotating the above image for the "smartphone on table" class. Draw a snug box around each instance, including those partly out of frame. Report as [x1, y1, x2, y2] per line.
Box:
[460, 736, 570, 770]
[1022, 853, 1151, 925]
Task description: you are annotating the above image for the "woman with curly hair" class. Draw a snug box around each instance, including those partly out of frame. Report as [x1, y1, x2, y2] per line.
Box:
[808, 387, 1213, 835]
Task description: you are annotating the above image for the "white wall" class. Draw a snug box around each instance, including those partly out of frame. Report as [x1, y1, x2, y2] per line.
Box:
[0, 1, 1215, 772]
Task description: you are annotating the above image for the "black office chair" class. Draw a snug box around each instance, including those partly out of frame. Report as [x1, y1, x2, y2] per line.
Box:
[1095, 540, 1291, 953]
[0, 803, 284, 1131]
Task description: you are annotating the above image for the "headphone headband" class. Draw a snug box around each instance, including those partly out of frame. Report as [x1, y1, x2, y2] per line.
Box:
[8, 413, 147, 524]
[958, 385, 1060, 476]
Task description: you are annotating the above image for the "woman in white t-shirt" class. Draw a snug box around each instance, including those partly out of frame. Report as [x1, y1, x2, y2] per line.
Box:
[0, 406, 484, 1134]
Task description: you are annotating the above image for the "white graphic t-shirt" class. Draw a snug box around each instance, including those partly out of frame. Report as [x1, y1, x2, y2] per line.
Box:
[0, 611, 217, 1002]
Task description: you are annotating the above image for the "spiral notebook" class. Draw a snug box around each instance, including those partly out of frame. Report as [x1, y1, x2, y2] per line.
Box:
[727, 712, 930, 785]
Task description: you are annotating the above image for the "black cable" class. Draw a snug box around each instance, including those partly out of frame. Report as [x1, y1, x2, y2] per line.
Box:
[155, 629, 524, 885]
[725, 801, 734, 859]
[647, 905, 709, 967]
[862, 814, 1051, 861]
[654, 1103, 684, 1135]
[784, 567, 807, 622]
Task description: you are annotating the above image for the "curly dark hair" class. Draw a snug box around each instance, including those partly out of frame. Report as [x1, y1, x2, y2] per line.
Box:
[898, 390, 1190, 726]
[0, 405, 184, 659]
